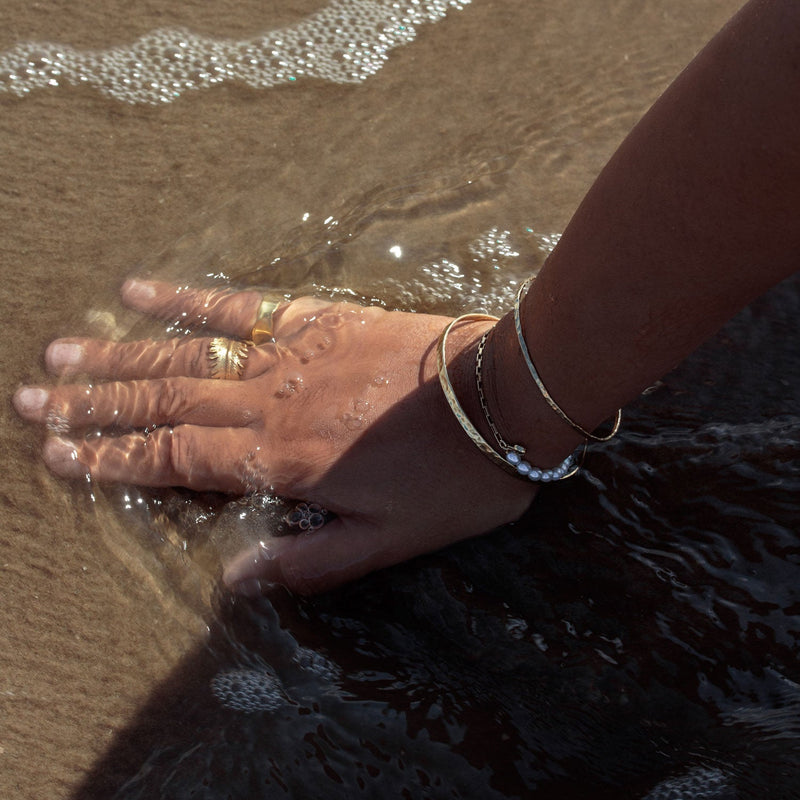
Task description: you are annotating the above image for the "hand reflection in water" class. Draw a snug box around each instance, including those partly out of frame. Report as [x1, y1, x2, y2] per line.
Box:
[13, 279, 538, 594]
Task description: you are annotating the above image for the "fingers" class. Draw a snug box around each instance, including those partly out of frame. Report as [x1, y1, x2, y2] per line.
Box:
[14, 377, 260, 429]
[121, 279, 266, 338]
[43, 426, 261, 492]
[42, 282, 354, 383]
[120, 279, 351, 342]
[223, 517, 397, 595]
[44, 336, 278, 380]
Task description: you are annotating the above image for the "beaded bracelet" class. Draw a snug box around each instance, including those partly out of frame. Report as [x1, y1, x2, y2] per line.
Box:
[436, 315, 581, 482]
[514, 277, 622, 442]
[475, 330, 582, 481]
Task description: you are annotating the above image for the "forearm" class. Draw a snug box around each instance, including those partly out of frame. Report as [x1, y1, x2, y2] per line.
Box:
[477, 0, 800, 464]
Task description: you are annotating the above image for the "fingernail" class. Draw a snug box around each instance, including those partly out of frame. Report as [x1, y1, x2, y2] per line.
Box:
[13, 387, 48, 419]
[121, 278, 156, 307]
[46, 342, 84, 372]
[43, 436, 85, 479]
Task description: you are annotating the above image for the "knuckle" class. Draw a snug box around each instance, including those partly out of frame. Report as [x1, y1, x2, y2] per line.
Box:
[183, 339, 210, 377]
[154, 378, 189, 423]
[276, 298, 327, 335]
[107, 341, 133, 375]
[163, 427, 194, 481]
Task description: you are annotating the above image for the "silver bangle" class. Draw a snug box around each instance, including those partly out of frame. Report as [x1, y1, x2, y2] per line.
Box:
[514, 278, 622, 442]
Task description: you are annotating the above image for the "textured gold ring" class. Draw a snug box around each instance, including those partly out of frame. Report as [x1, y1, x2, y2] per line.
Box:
[208, 337, 249, 380]
[250, 298, 282, 345]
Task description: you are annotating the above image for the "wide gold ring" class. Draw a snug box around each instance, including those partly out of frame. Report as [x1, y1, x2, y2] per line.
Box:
[208, 337, 249, 380]
[250, 298, 282, 345]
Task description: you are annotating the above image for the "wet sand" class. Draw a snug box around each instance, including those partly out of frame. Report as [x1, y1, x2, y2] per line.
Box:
[0, 1, 746, 797]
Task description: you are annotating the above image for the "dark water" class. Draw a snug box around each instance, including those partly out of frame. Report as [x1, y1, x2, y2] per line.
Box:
[69, 274, 800, 799]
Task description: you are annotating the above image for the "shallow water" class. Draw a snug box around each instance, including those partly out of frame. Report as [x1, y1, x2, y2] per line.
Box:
[3, 1, 799, 798]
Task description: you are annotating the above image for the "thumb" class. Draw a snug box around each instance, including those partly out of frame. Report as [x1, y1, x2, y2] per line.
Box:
[223, 517, 391, 595]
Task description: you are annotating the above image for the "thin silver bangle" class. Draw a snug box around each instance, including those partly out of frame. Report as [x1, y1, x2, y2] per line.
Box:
[514, 278, 622, 443]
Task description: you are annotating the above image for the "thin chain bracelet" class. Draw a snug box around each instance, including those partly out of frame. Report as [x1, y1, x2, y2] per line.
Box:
[475, 330, 582, 482]
[437, 314, 581, 483]
[436, 314, 517, 476]
[475, 330, 525, 456]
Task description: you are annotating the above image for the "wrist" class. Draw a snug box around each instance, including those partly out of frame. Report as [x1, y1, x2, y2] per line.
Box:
[432, 312, 584, 480]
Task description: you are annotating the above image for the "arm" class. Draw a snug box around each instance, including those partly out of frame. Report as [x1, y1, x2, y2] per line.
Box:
[480, 0, 800, 470]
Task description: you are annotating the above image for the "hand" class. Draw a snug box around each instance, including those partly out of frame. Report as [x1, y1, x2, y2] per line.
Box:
[13, 280, 538, 593]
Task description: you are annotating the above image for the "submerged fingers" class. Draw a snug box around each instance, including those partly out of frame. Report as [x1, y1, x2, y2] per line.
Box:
[43, 426, 267, 492]
[120, 279, 358, 342]
[121, 279, 267, 339]
[41, 282, 367, 384]
[44, 336, 278, 380]
[223, 518, 387, 595]
[14, 377, 261, 430]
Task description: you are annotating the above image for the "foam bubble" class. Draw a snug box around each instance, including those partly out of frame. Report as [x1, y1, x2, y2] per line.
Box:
[0, 0, 471, 104]
[642, 766, 733, 800]
[211, 666, 286, 713]
[330, 225, 561, 317]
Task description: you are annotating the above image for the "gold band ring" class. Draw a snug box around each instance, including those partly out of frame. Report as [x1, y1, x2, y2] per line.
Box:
[208, 337, 249, 380]
[250, 298, 282, 345]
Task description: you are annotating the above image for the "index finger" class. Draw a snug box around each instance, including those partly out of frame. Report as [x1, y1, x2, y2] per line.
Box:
[121, 279, 268, 338]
